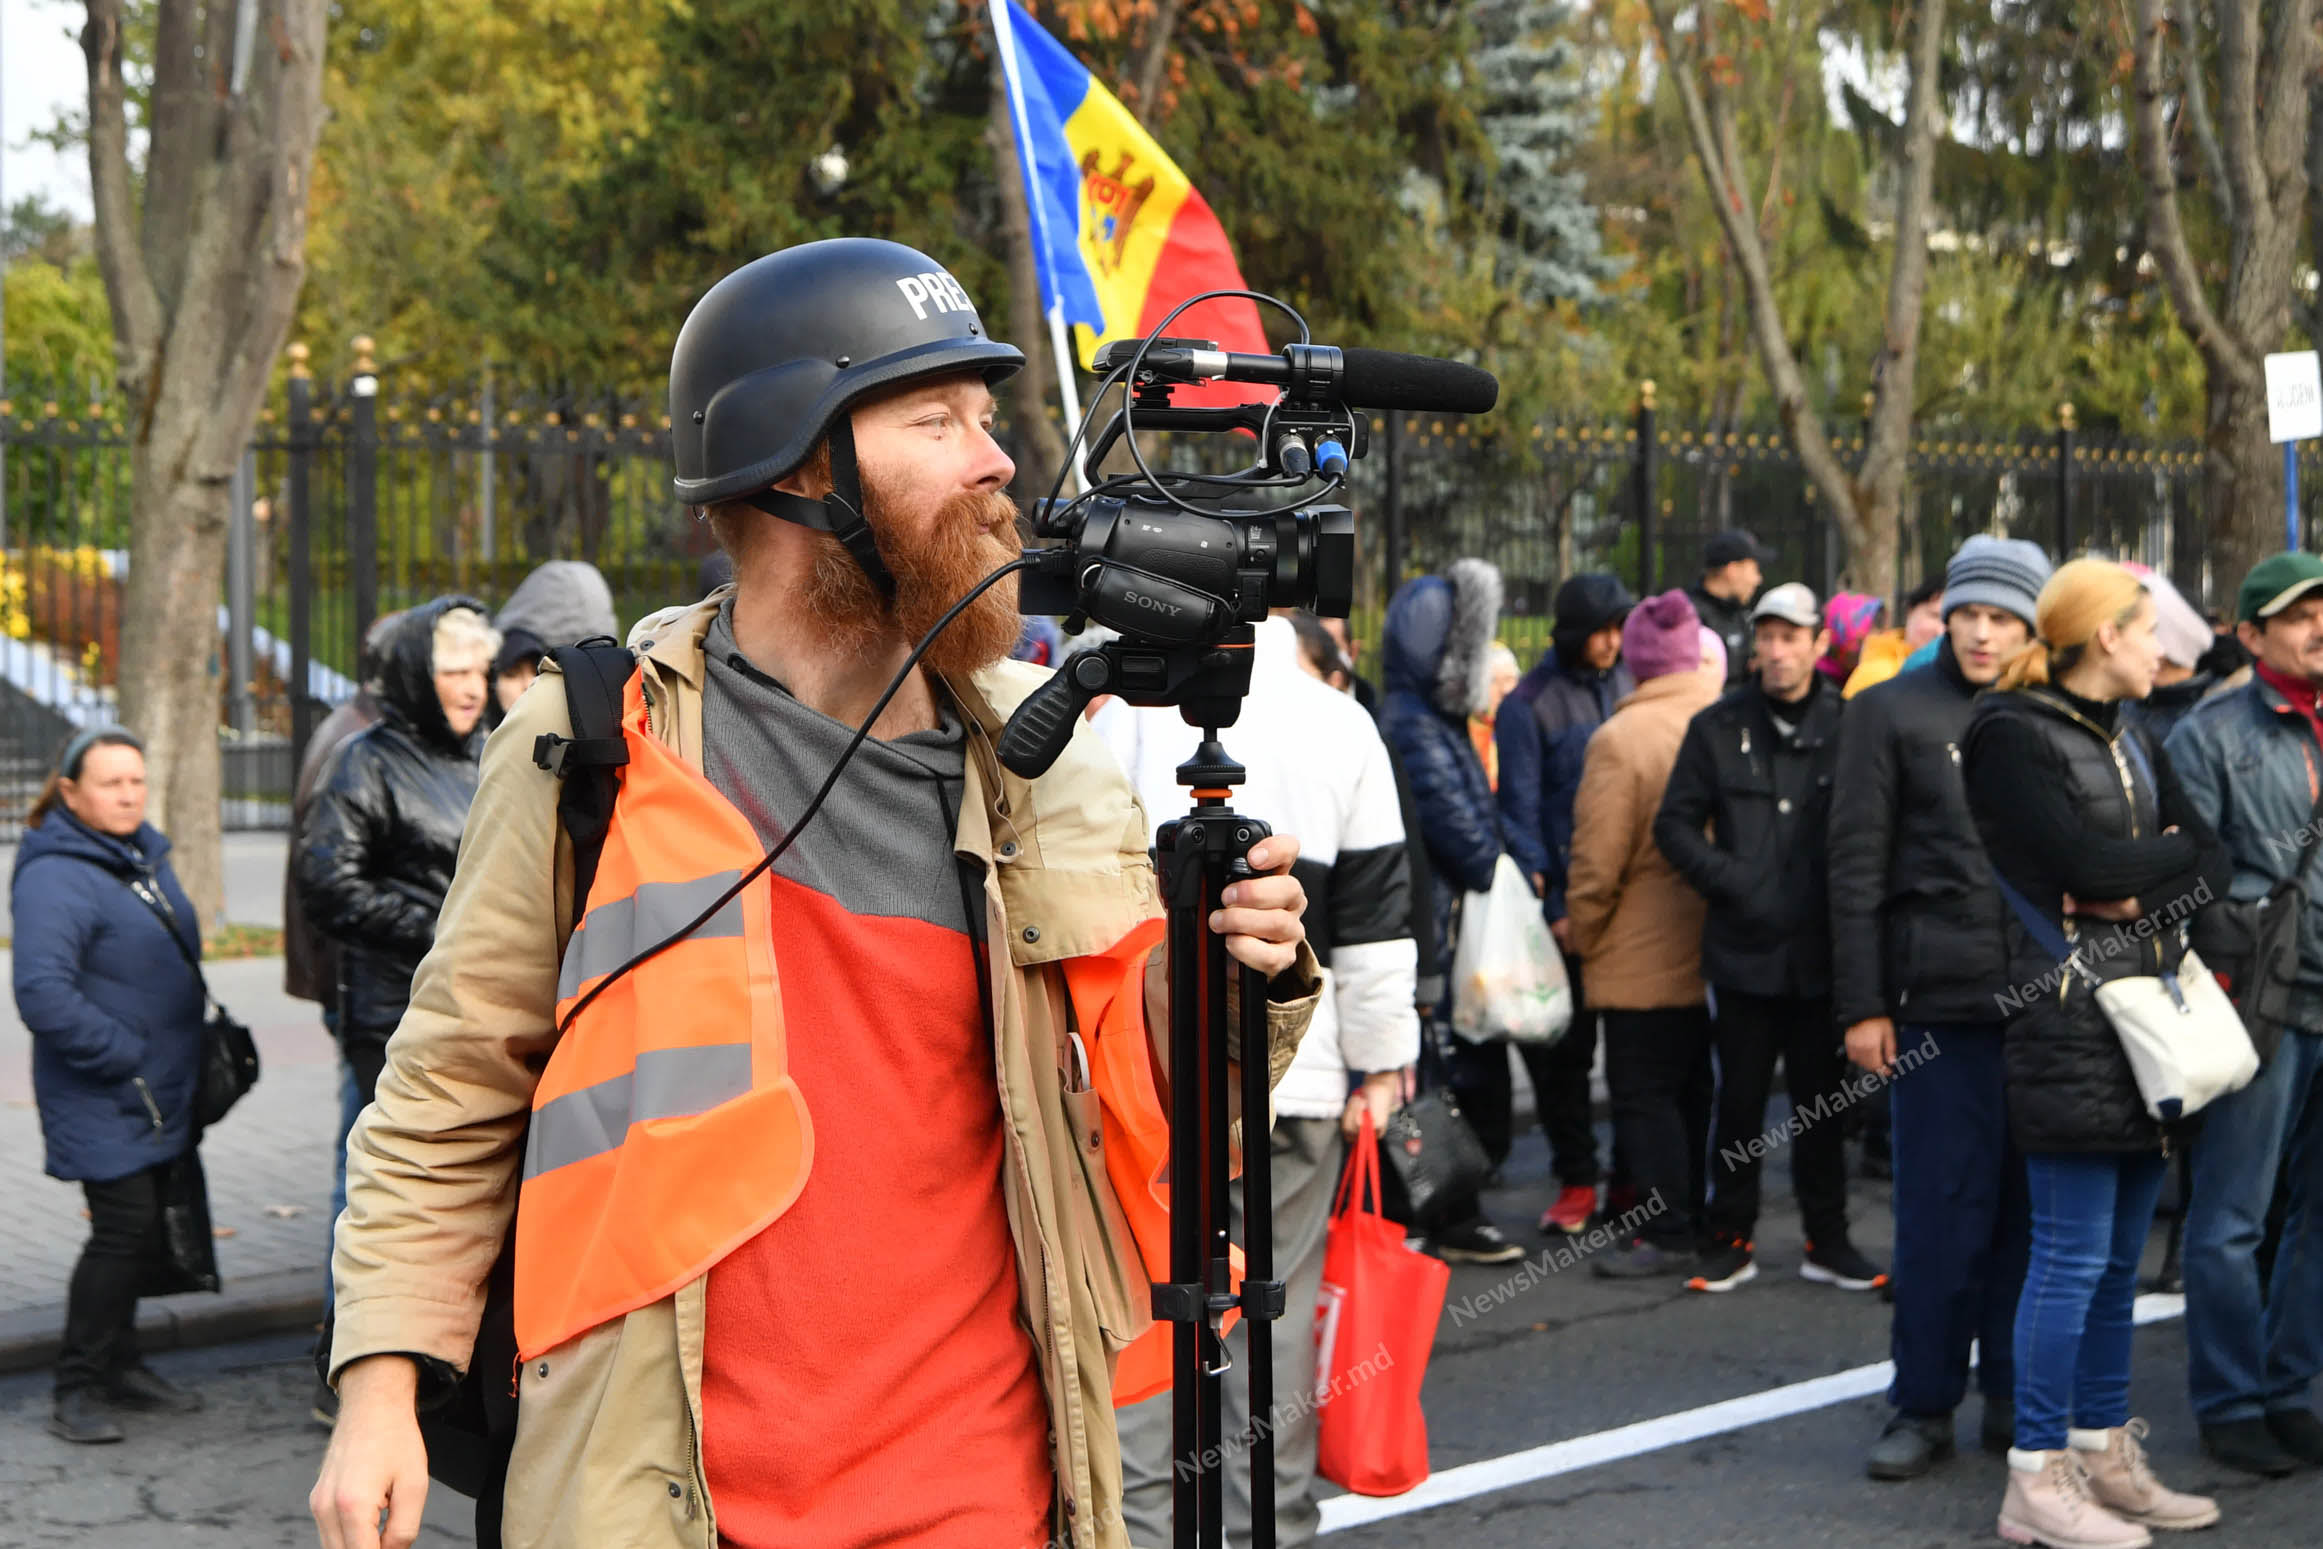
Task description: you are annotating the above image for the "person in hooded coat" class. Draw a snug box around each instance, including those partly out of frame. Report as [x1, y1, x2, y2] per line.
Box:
[1377, 559, 1527, 1265]
[487, 561, 618, 725]
[296, 597, 498, 1108]
[1492, 573, 1636, 1235]
[13, 726, 211, 1442]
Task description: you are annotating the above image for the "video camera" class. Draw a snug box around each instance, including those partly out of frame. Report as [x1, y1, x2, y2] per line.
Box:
[997, 325, 1499, 777]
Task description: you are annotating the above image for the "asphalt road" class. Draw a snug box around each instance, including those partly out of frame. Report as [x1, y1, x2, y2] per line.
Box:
[4, 1125, 2319, 1548]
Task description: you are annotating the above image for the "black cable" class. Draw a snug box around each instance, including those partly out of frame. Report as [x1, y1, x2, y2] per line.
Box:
[554, 552, 1042, 1034]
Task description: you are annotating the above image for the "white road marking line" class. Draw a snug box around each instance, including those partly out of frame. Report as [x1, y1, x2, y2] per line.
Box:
[1318, 1292, 2187, 1533]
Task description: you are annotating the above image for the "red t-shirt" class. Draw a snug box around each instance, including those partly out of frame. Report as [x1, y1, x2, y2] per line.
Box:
[701, 877, 1053, 1548]
[697, 633, 1051, 1549]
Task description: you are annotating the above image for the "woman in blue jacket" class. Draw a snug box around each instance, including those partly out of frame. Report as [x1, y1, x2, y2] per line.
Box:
[1379, 559, 1526, 1266]
[12, 726, 209, 1444]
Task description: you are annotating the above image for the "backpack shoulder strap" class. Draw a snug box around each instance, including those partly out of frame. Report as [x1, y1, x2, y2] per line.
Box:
[530, 638, 639, 916]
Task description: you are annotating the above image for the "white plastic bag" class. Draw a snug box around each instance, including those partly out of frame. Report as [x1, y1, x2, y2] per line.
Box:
[1450, 855, 1572, 1045]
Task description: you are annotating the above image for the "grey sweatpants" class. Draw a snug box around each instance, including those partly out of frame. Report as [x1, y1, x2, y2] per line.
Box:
[1117, 1115, 1344, 1549]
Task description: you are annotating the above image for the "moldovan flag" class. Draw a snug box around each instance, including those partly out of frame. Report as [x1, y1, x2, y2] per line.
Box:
[993, 0, 1269, 402]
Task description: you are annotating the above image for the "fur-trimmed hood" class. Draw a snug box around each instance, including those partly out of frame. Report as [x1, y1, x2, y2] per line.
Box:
[1383, 558, 1506, 721]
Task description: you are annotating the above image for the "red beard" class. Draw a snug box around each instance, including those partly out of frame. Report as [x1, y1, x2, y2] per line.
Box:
[797, 483, 1025, 678]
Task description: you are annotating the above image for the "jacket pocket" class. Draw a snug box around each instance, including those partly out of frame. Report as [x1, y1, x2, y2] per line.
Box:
[505, 1307, 706, 1549]
[1060, 1086, 1149, 1354]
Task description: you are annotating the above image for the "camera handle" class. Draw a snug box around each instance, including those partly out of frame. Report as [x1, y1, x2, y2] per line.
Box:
[996, 630, 1256, 781]
[1153, 737, 1285, 1549]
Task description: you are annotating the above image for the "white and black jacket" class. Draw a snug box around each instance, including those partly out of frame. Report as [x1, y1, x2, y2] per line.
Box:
[1095, 617, 1421, 1119]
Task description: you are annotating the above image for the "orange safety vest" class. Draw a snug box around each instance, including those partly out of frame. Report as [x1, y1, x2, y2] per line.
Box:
[514, 676, 1217, 1381]
[1063, 923, 1243, 1406]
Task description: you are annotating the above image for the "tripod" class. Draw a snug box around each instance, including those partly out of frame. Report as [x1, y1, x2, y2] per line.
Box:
[1153, 734, 1286, 1549]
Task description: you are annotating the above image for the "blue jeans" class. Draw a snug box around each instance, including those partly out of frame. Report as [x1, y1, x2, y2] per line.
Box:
[2014, 1150, 2170, 1451]
[2184, 1028, 2323, 1423]
[1888, 1022, 2030, 1417]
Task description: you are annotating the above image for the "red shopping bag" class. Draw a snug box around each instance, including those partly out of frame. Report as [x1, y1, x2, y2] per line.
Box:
[1314, 1111, 1450, 1496]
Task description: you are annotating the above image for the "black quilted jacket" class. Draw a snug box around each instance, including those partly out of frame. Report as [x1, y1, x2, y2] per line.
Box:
[294, 596, 488, 1046]
[1962, 684, 2231, 1154]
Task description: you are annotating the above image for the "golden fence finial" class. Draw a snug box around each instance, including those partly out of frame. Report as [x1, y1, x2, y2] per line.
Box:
[288, 342, 312, 380]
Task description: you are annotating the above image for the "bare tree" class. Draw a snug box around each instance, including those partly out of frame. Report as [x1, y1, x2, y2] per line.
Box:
[1646, 0, 1949, 596]
[2136, 0, 2317, 590]
[84, 0, 327, 922]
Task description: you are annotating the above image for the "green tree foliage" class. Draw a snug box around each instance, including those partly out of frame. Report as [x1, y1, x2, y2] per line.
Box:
[1468, 0, 1615, 306]
[3, 197, 112, 396]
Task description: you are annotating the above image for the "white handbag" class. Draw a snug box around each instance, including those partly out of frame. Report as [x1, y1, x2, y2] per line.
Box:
[2090, 948, 2261, 1120]
[2000, 878, 2259, 1121]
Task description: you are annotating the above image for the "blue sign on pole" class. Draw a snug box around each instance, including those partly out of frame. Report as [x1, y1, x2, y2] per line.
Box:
[2292, 444, 2303, 552]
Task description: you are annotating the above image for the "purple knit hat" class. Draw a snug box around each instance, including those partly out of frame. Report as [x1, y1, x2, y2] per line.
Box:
[1622, 589, 1703, 682]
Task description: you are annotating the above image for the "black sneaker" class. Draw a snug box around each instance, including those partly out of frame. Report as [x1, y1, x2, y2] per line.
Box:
[1686, 1236, 1758, 1293]
[104, 1364, 202, 1414]
[2266, 1407, 2323, 1467]
[2201, 1416, 2300, 1477]
[1593, 1237, 1694, 1279]
[1800, 1237, 1889, 1292]
[1430, 1218, 1525, 1265]
[311, 1381, 339, 1430]
[1865, 1411, 1954, 1480]
[47, 1388, 124, 1445]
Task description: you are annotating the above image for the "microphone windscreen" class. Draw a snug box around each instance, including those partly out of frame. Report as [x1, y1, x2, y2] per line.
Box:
[1338, 348, 1500, 413]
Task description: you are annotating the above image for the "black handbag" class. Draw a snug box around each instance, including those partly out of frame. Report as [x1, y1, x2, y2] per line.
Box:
[125, 870, 261, 1126]
[138, 1146, 221, 1297]
[2186, 762, 2323, 1069]
[1376, 1022, 1492, 1227]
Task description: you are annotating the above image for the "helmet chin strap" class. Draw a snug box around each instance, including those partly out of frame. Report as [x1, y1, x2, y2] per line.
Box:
[743, 414, 898, 604]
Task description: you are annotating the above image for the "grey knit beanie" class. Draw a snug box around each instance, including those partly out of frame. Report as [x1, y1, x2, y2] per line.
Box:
[1942, 535, 2051, 628]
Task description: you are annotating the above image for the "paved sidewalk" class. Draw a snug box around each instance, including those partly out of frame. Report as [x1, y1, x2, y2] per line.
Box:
[1, 814, 341, 1370]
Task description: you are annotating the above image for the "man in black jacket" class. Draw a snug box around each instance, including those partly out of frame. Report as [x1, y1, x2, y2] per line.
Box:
[1826, 534, 2050, 1481]
[1656, 583, 1884, 1295]
[1688, 529, 1775, 690]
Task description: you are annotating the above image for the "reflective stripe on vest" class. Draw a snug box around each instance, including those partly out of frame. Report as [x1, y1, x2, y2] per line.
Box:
[514, 672, 1182, 1369]
[515, 675, 814, 1361]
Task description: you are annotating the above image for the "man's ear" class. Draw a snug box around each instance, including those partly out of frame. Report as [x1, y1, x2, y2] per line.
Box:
[2237, 618, 2264, 654]
[1813, 627, 1833, 659]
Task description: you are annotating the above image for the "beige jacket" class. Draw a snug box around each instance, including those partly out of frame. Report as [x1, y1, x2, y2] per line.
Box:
[328, 596, 1319, 1549]
[1565, 669, 1720, 1009]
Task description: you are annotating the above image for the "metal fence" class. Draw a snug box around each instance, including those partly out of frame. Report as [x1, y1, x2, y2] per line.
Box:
[0, 366, 2227, 837]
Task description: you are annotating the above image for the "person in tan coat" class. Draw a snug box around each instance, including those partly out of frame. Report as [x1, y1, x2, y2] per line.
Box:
[1568, 589, 1722, 1278]
[307, 242, 1320, 1549]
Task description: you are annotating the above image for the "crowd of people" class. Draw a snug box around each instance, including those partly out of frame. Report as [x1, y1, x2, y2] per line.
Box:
[12, 435, 2323, 1549]
[1332, 530, 2323, 1549]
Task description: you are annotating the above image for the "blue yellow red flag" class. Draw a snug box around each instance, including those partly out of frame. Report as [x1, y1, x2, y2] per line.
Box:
[992, 0, 1269, 393]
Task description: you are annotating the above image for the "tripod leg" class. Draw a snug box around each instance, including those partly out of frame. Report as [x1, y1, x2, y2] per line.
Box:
[1163, 819, 1233, 1549]
[1241, 953, 1278, 1549]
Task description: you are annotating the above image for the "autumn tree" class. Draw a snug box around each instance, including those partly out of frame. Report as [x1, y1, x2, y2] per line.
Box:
[2133, 0, 2318, 587]
[83, 0, 328, 921]
[1647, 0, 1947, 596]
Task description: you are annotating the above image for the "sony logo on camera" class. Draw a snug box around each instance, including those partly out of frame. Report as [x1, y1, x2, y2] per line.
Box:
[1124, 590, 1184, 618]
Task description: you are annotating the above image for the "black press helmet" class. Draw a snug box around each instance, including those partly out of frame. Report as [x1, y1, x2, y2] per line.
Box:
[669, 239, 1024, 598]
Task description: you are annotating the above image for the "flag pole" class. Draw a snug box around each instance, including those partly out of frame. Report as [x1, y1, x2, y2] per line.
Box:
[990, 0, 1090, 492]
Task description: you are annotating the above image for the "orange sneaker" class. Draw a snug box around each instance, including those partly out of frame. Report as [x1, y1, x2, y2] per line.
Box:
[1539, 1184, 1598, 1236]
